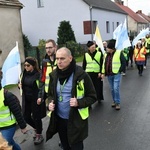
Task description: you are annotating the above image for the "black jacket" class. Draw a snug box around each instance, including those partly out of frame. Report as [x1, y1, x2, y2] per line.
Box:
[21, 70, 46, 119]
[46, 65, 97, 145]
[0, 90, 27, 130]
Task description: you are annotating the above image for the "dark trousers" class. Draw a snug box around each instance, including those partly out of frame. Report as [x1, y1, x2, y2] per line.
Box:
[128, 52, 133, 66]
[88, 73, 104, 101]
[137, 64, 143, 75]
[144, 54, 148, 66]
[57, 116, 84, 150]
[24, 96, 43, 134]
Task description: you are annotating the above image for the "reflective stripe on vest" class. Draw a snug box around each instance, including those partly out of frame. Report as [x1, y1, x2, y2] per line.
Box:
[77, 79, 89, 120]
[0, 88, 16, 127]
[102, 51, 121, 74]
[36, 80, 39, 88]
[85, 52, 101, 73]
[45, 61, 57, 93]
[134, 47, 146, 61]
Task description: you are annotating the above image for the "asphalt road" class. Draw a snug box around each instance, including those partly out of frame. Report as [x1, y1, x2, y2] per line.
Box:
[14, 60, 150, 150]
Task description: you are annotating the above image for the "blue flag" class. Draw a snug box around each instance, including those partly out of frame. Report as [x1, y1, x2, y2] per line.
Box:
[115, 19, 131, 50]
[2, 42, 21, 87]
[132, 28, 150, 46]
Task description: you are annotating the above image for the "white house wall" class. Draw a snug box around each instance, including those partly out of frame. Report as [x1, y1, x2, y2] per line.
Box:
[20, 0, 126, 46]
[92, 8, 126, 41]
[20, 0, 93, 46]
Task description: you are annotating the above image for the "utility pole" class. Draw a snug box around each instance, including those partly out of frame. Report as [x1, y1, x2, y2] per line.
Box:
[89, 5, 93, 41]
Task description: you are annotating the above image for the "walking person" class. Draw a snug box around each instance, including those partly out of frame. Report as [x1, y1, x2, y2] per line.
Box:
[0, 70, 27, 150]
[82, 41, 104, 103]
[46, 47, 97, 150]
[37, 39, 57, 109]
[101, 39, 126, 110]
[144, 35, 150, 68]
[103, 41, 107, 51]
[19, 57, 46, 145]
[121, 47, 129, 76]
[128, 40, 134, 68]
[37, 39, 64, 148]
[134, 40, 147, 76]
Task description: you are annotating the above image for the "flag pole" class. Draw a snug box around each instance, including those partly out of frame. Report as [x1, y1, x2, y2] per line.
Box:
[16, 41, 22, 96]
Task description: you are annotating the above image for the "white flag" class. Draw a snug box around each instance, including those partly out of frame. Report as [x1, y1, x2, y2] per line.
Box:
[2, 42, 21, 87]
[113, 23, 122, 40]
[93, 25, 105, 53]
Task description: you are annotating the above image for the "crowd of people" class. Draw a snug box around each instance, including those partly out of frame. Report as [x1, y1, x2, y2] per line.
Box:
[0, 33, 150, 150]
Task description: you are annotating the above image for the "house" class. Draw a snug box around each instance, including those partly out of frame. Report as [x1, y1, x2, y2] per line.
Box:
[115, 2, 149, 38]
[136, 10, 150, 28]
[19, 0, 127, 46]
[0, 0, 25, 67]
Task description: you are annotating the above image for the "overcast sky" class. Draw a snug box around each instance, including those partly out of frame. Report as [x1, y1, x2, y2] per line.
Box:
[112, 0, 150, 15]
[125, 0, 150, 15]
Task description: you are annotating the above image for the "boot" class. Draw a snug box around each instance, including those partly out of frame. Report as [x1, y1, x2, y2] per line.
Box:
[34, 134, 44, 145]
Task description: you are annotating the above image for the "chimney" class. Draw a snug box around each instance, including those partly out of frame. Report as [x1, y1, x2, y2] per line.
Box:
[137, 10, 142, 14]
[114, 0, 122, 5]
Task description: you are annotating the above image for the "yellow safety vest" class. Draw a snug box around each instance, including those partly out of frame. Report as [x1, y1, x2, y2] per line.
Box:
[77, 79, 89, 120]
[102, 50, 121, 74]
[85, 52, 101, 73]
[47, 79, 89, 119]
[0, 88, 16, 128]
[45, 61, 57, 93]
[145, 38, 150, 47]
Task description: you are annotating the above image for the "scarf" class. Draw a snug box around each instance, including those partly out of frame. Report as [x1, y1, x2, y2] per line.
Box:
[56, 59, 76, 84]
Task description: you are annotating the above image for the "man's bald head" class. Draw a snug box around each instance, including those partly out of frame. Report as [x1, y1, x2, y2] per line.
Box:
[56, 47, 73, 71]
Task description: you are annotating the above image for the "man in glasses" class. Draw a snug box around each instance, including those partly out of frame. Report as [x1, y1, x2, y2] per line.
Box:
[37, 39, 57, 106]
[37, 39, 61, 145]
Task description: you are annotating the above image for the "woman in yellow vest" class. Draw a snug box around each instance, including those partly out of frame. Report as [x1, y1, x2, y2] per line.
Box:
[19, 57, 46, 145]
[0, 70, 27, 150]
[134, 40, 147, 76]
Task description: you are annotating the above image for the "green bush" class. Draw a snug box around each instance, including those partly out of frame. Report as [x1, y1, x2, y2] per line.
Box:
[23, 34, 32, 57]
[65, 41, 85, 57]
[57, 20, 76, 45]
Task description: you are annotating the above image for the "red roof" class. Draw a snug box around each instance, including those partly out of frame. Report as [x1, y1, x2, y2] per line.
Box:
[116, 3, 148, 23]
[136, 10, 150, 22]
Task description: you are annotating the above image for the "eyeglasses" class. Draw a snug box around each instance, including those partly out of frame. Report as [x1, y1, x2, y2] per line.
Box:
[24, 64, 31, 67]
[45, 46, 54, 50]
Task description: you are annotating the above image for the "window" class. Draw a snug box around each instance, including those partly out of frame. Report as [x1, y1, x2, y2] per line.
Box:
[37, 0, 44, 8]
[83, 21, 97, 34]
[112, 22, 115, 31]
[117, 22, 119, 27]
[106, 21, 110, 33]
